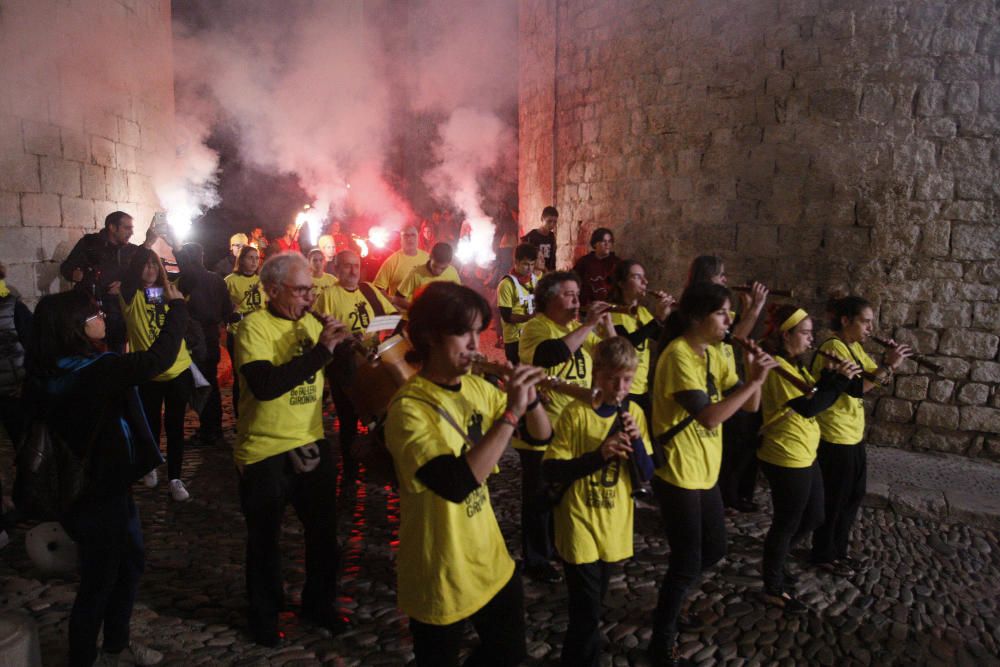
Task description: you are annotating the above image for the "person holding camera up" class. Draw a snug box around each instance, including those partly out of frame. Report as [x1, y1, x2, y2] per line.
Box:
[112, 248, 194, 502]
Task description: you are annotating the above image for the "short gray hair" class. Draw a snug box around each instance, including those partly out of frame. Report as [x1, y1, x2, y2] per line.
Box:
[260, 251, 310, 288]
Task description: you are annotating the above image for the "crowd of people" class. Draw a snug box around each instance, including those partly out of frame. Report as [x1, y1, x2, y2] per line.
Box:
[0, 205, 914, 667]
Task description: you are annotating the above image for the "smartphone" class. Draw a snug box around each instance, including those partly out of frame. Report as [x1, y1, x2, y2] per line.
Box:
[145, 286, 164, 305]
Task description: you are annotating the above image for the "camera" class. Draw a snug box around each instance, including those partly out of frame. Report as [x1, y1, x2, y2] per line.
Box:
[145, 286, 165, 305]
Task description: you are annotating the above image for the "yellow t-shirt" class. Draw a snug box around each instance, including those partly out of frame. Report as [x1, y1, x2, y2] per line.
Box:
[611, 305, 655, 396]
[224, 273, 267, 335]
[314, 282, 397, 335]
[234, 310, 325, 465]
[496, 273, 537, 344]
[396, 263, 462, 301]
[384, 374, 514, 625]
[311, 273, 338, 302]
[758, 356, 821, 468]
[119, 291, 191, 382]
[373, 249, 430, 296]
[811, 337, 877, 445]
[544, 401, 652, 564]
[651, 337, 739, 490]
[518, 314, 601, 445]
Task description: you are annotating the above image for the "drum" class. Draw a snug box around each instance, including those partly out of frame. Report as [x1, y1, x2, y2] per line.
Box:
[349, 334, 419, 423]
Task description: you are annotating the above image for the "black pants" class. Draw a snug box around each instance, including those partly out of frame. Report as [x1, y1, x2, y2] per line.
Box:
[516, 449, 555, 569]
[328, 378, 358, 478]
[409, 571, 526, 667]
[226, 334, 240, 419]
[651, 479, 727, 641]
[760, 460, 824, 592]
[562, 561, 611, 667]
[238, 442, 340, 635]
[196, 323, 223, 438]
[0, 394, 24, 534]
[504, 341, 519, 365]
[64, 493, 144, 667]
[719, 410, 760, 507]
[811, 440, 867, 563]
[138, 369, 192, 481]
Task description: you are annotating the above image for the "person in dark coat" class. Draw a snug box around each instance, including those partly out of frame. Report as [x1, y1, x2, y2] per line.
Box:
[28, 285, 188, 666]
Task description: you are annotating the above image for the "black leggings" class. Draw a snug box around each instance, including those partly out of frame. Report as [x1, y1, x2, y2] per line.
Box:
[139, 370, 192, 481]
[652, 479, 727, 640]
[760, 460, 824, 592]
[562, 560, 611, 667]
[409, 571, 526, 667]
[811, 440, 867, 563]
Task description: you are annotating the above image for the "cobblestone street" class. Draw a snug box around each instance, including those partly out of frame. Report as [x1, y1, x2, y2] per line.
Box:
[2, 382, 1000, 666]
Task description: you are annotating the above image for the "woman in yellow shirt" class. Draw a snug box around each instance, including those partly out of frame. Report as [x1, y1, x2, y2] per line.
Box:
[609, 259, 675, 414]
[385, 282, 550, 666]
[117, 249, 193, 502]
[808, 295, 909, 576]
[224, 245, 264, 416]
[686, 255, 768, 514]
[647, 282, 776, 665]
[757, 305, 858, 613]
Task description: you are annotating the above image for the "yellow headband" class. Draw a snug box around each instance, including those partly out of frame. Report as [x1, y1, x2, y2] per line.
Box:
[779, 308, 808, 333]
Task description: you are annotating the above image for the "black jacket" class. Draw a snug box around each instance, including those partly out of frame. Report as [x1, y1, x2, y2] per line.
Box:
[59, 229, 143, 297]
[32, 300, 188, 497]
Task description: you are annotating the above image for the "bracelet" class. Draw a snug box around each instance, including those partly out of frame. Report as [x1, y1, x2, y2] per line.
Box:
[498, 409, 520, 429]
[525, 397, 541, 412]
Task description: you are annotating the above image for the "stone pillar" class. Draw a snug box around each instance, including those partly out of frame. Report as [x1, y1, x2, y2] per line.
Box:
[519, 0, 1000, 459]
[0, 0, 175, 307]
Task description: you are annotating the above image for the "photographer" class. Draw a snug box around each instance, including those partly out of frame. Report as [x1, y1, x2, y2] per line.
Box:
[60, 211, 159, 352]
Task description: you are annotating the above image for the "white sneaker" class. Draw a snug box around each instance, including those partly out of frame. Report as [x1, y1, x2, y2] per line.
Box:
[168, 479, 190, 502]
[122, 641, 164, 666]
[142, 470, 158, 488]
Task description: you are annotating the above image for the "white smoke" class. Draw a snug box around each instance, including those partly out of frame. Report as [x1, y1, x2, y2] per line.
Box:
[172, 0, 517, 244]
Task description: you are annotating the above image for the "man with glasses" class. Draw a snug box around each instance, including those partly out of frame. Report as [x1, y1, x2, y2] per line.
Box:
[60, 210, 159, 351]
[233, 251, 352, 646]
[372, 224, 429, 310]
[214, 233, 249, 276]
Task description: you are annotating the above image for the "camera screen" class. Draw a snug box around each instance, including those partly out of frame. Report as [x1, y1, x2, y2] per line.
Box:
[145, 286, 164, 305]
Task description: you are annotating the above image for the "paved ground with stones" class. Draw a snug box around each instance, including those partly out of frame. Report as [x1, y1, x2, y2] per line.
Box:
[2, 368, 999, 665]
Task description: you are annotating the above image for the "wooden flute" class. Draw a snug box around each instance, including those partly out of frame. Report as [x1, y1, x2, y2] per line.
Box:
[813, 348, 887, 385]
[871, 335, 943, 374]
[470, 354, 604, 408]
[725, 333, 816, 395]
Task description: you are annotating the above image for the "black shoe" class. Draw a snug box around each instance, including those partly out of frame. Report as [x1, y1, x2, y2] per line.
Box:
[648, 638, 693, 667]
[525, 562, 562, 584]
[762, 588, 808, 615]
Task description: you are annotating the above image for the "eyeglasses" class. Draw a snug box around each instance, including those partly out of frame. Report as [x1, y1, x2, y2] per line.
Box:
[85, 311, 106, 324]
[281, 283, 316, 297]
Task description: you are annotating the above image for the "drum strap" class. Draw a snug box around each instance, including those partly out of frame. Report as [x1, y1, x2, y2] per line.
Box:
[358, 282, 387, 318]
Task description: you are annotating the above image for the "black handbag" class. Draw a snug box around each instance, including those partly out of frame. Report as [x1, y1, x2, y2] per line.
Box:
[13, 408, 103, 521]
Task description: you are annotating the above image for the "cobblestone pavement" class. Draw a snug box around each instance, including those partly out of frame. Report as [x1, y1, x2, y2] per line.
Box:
[2, 381, 1000, 665]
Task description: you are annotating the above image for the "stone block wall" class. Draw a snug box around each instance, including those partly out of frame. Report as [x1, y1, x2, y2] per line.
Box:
[519, 0, 1000, 459]
[0, 0, 175, 306]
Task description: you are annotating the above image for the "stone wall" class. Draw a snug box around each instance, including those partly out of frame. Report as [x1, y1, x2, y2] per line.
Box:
[519, 0, 1000, 459]
[0, 0, 175, 306]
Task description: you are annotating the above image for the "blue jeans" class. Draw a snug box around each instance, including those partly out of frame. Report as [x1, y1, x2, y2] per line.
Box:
[64, 493, 144, 667]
